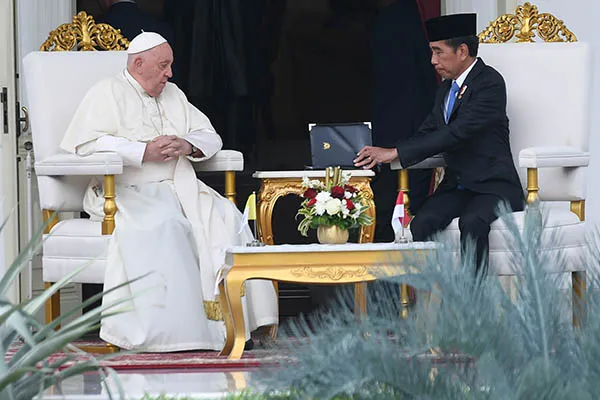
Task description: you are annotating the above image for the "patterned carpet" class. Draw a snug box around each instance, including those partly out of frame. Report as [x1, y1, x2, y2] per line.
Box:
[6, 340, 291, 371]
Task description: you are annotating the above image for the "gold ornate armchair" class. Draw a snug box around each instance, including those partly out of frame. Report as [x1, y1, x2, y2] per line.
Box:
[392, 2, 589, 324]
[23, 12, 244, 351]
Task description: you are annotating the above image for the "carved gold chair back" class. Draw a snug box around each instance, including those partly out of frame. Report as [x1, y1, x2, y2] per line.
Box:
[428, 2, 577, 195]
[38, 11, 128, 238]
[40, 11, 129, 51]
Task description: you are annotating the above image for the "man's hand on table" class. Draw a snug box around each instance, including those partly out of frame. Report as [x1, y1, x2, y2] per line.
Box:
[354, 146, 399, 169]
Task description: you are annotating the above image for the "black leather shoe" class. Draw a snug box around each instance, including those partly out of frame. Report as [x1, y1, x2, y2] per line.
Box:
[244, 339, 254, 351]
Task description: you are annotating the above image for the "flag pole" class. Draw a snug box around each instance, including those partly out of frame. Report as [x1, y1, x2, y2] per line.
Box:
[395, 190, 408, 244]
[252, 192, 258, 240]
[398, 218, 408, 244]
[247, 191, 265, 247]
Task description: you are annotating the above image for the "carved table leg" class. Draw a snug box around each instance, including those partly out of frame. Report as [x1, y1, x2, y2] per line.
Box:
[225, 271, 249, 360]
[354, 282, 368, 317]
[219, 281, 235, 356]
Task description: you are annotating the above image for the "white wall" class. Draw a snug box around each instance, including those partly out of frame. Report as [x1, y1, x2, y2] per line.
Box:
[443, 0, 502, 32]
[0, 0, 19, 304]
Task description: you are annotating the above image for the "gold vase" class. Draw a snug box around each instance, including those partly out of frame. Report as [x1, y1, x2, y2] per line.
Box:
[317, 225, 349, 244]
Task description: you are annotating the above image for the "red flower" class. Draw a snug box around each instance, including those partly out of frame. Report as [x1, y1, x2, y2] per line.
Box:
[303, 188, 317, 199]
[344, 184, 358, 194]
[331, 185, 345, 199]
[307, 198, 317, 207]
[345, 199, 355, 211]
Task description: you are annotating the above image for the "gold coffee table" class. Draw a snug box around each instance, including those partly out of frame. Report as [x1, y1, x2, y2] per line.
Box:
[218, 242, 436, 360]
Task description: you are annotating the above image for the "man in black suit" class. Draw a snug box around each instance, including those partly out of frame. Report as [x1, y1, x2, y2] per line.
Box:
[354, 13, 524, 272]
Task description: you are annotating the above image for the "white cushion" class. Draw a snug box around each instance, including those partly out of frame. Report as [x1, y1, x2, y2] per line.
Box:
[405, 208, 586, 275]
[35, 152, 123, 176]
[193, 150, 244, 172]
[42, 219, 108, 284]
[519, 146, 589, 168]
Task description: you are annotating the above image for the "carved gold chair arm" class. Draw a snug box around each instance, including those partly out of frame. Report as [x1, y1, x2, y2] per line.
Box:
[42, 174, 118, 236]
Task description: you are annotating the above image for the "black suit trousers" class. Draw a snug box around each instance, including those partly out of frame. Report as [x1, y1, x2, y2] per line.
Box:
[410, 188, 509, 273]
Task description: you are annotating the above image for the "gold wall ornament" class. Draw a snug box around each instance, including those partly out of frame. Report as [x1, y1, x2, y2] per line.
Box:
[290, 266, 369, 281]
[478, 2, 577, 43]
[41, 11, 129, 51]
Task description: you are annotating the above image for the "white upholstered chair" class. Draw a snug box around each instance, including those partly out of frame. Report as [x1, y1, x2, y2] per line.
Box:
[392, 3, 590, 323]
[23, 15, 244, 346]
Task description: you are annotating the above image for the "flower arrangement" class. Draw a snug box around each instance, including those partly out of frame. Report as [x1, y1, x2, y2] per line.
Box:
[296, 166, 373, 237]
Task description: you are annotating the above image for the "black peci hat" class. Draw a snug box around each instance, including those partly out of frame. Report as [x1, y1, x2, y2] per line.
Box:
[425, 13, 477, 42]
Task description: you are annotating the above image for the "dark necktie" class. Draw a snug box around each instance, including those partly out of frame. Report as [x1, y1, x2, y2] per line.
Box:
[445, 81, 460, 123]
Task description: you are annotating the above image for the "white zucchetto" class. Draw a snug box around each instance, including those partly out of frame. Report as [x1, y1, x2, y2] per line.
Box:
[126, 32, 167, 54]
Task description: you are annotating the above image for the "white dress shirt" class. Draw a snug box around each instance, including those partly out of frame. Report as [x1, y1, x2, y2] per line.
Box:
[443, 58, 478, 121]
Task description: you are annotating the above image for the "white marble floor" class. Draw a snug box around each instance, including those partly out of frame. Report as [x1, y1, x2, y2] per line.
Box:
[40, 370, 262, 400]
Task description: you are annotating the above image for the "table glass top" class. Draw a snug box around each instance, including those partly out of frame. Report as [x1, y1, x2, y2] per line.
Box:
[227, 241, 437, 254]
[252, 170, 375, 179]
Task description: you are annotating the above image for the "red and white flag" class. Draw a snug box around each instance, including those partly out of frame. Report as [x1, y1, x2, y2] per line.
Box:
[391, 191, 405, 236]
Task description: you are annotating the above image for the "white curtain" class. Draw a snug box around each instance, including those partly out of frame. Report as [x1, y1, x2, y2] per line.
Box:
[17, 0, 73, 104]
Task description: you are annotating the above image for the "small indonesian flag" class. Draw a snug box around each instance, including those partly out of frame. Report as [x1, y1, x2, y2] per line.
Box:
[239, 192, 257, 233]
[391, 191, 406, 235]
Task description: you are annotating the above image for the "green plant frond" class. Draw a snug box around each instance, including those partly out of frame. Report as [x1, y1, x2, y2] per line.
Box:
[4, 311, 36, 349]
[260, 208, 600, 399]
[0, 208, 130, 398]
[51, 280, 156, 335]
[6, 324, 98, 380]
[0, 210, 52, 296]
[22, 262, 92, 315]
[35, 272, 151, 337]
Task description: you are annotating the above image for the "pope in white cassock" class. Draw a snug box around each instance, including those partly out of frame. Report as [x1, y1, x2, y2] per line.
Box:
[60, 32, 278, 352]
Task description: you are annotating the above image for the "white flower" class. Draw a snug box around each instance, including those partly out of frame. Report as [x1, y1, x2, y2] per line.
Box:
[344, 191, 352, 199]
[315, 191, 331, 203]
[341, 171, 352, 184]
[310, 179, 322, 189]
[315, 202, 326, 216]
[350, 202, 363, 219]
[341, 201, 350, 218]
[325, 198, 342, 216]
[302, 176, 310, 187]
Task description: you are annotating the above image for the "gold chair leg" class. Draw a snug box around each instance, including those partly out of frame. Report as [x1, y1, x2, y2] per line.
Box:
[572, 271, 586, 327]
[71, 343, 120, 354]
[397, 169, 412, 319]
[400, 283, 410, 319]
[102, 175, 117, 235]
[225, 171, 237, 205]
[44, 282, 61, 329]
